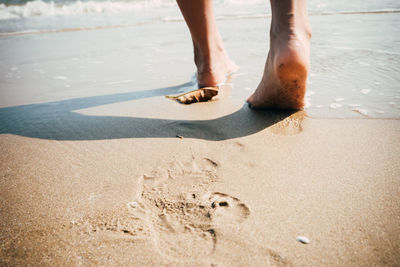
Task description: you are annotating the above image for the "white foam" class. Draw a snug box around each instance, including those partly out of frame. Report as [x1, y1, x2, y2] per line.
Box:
[162, 16, 183, 22]
[360, 89, 371, 94]
[88, 60, 103, 64]
[375, 110, 385, 114]
[108, 79, 133, 85]
[306, 90, 315, 97]
[0, 30, 40, 36]
[358, 61, 370, 66]
[329, 103, 342, 109]
[0, 0, 176, 20]
[163, 13, 269, 23]
[223, 0, 264, 5]
[53, 75, 67, 80]
[348, 104, 361, 107]
[304, 98, 311, 108]
[330, 103, 342, 109]
[335, 97, 344, 102]
[315, 105, 324, 108]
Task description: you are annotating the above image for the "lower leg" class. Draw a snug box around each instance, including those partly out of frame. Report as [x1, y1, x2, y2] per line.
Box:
[176, 0, 237, 87]
[247, 0, 312, 109]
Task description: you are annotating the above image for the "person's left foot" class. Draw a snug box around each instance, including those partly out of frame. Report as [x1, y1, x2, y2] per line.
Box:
[170, 38, 238, 104]
[193, 38, 238, 88]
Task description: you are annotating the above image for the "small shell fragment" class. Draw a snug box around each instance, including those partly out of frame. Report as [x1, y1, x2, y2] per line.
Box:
[296, 236, 310, 244]
[128, 202, 138, 209]
[352, 108, 368, 116]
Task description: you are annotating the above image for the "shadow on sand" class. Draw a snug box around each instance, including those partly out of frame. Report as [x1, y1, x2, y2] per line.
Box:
[0, 81, 295, 141]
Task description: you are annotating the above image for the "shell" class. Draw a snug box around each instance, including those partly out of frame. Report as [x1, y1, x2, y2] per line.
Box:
[296, 236, 310, 244]
[352, 108, 368, 116]
[127, 201, 138, 209]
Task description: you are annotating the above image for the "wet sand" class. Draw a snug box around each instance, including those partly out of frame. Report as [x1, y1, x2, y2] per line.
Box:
[1, 12, 400, 266]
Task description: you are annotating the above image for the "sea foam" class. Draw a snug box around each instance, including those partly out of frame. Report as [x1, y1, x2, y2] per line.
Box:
[0, 0, 176, 20]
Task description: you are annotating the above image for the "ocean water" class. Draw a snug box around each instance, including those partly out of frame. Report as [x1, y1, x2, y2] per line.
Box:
[1, 0, 400, 34]
[0, 0, 399, 118]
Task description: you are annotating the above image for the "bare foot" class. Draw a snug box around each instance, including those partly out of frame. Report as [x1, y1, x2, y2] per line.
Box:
[193, 38, 238, 87]
[176, 0, 237, 101]
[247, 12, 311, 110]
[167, 40, 237, 105]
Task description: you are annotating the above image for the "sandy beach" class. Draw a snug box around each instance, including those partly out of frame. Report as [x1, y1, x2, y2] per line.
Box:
[1, 3, 400, 266]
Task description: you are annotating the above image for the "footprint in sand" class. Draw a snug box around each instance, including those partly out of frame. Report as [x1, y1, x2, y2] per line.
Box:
[208, 192, 250, 225]
[70, 156, 288, 265]
[127, 157, 251, 260]
[268, 111, 307, 136]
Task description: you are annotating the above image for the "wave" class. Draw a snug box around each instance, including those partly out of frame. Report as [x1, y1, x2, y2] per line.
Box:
[1, 0, 399, 28]
[163, 9, 400, 22]
[2, 0, 399, 21]
[0, 0, 176, 20]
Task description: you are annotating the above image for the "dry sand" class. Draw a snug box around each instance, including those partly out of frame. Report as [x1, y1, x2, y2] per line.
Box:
[1, 12, 400, 266]
[1, 110, 399, 266]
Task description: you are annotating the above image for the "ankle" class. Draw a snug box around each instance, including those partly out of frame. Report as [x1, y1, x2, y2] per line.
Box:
[270, 6, 312, 40]
[193, 40, 226, 70]
[194, 38, 224, 58]
[270, 22, 311, 41]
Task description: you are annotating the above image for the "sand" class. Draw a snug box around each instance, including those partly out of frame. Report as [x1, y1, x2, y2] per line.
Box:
[1, 11, 400, 266]
[1, 116, 400, 266]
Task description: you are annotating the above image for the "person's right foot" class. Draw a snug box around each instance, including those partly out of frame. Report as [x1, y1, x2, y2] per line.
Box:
[247, 5, 312, 110]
